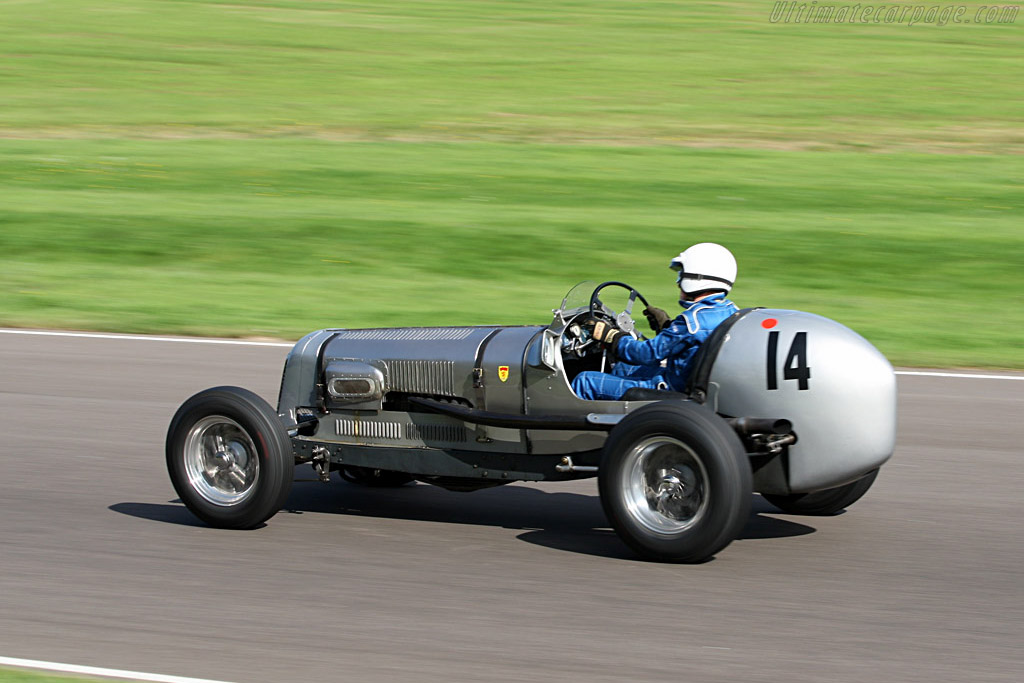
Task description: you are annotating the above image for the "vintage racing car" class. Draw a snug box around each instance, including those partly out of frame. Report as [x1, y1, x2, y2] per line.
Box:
[166, 281, 897, 562]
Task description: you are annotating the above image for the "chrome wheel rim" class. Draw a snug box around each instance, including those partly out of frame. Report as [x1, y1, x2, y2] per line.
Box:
[183, 415, 260, 506]
[622, 436, 708, 535]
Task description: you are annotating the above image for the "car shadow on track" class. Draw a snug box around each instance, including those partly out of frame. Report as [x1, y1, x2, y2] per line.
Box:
[109, 501, 209, 527]
[110, 478, 816, 560]
[515, 495, 816, 560]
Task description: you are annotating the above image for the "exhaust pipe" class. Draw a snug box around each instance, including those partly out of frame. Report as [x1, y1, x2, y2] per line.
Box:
[727, 417, 796, 455]
[727, 417, 792, 437]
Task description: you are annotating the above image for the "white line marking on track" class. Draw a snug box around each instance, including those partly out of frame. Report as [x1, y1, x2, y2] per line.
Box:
[0, 329, 292, 348]
[1, 329, 1022, 381]
[894, 370, 1024, 381]
[0, 656, 235, 683]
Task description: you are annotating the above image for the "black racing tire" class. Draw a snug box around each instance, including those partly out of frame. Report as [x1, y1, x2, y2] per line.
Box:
[166, 386, 294, 529]
[599, 401, 752, 563]
[763, 469, 879, 516]
[337, 466, 415, 488]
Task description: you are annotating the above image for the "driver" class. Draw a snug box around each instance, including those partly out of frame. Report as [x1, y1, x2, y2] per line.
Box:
[571, 242, 739, 401]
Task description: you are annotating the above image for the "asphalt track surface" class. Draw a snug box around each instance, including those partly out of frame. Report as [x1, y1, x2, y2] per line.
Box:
[1, 331, 1021, 683]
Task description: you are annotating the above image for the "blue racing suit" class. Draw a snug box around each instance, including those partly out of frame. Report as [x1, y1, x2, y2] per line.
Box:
[571, 293, 738, 400]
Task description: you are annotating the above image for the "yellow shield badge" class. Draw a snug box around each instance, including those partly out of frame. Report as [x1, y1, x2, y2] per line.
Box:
[498, 366, 510, 382]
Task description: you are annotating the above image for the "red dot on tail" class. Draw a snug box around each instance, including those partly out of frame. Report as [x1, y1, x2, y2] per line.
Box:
[762, 318, 778, 329]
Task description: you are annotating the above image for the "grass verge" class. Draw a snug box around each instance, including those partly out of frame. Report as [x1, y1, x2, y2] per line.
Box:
[0, 667, 137, 683]
[1, 1, 1021, 367]
[2, 139, 1021, 368]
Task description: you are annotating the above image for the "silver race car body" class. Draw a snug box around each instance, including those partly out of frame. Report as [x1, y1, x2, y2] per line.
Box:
[167, 281, 896, 562]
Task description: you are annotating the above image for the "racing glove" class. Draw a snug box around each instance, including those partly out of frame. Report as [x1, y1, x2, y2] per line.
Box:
[643, 306, 670, 333]
[584, 318, 622, 346]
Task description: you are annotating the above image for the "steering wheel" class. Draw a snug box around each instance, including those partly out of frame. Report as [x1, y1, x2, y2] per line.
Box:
[560, 281, 653, 362]
[588, 281, 651, 337]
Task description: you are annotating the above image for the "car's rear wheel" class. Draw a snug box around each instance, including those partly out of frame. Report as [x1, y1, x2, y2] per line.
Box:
[762, 469, 879, 516]
[166, 386, 294, 528]
[599, 402, 751, 563]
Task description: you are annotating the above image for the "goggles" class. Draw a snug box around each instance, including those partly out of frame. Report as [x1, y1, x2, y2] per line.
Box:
[674, 268, 734, 288]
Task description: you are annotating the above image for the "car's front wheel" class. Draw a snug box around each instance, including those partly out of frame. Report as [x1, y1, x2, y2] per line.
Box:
[166, 386, 294, 528]
[599, 402, 752, 563]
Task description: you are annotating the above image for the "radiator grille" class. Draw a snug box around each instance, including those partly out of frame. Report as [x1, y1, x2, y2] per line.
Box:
[336, 328, 476, 341]
[407, 423, 467, 443]
[333, 419, 466, 443]
[387, 360, 456, 395]
[335, 419, 403, 440]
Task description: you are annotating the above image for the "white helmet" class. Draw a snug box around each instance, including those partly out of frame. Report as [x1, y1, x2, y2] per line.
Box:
[670, 242, 737, 295]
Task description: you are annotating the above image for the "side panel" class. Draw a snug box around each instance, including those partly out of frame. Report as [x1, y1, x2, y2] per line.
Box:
[277, 329, 339, 424]
[476, 327, 542, 447]
[296, 326, 547, 455]
[292, 439, 599, 482]
[523, 335, 629, 455]
[710, 309, 897, 493]
[321, 326, 505, 402]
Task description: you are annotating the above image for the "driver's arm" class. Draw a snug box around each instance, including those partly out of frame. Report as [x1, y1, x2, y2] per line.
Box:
[613, 320, 699, 366]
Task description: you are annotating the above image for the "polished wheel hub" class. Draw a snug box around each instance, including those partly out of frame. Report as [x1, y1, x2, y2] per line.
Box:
[183, 416, 260, 506]
[623, 437, 708, 534]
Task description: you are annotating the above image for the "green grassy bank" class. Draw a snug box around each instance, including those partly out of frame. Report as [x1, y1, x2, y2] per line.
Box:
[0, 668, 130, 683]
[1, 1, 1021, 367]
[3, 139, 1021, 367]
